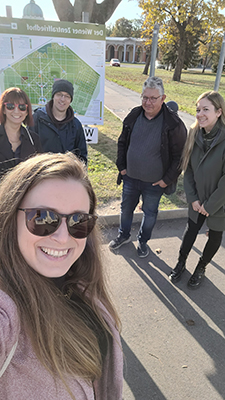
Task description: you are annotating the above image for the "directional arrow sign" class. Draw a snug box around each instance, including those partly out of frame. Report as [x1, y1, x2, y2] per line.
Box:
[83, 126, 98, 144]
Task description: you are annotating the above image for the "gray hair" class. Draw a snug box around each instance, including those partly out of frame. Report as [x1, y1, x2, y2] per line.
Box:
[142, 76, 164, 96]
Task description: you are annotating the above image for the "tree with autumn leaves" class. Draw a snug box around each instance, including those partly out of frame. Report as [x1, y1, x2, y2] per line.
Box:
[138, 0, 225, 81]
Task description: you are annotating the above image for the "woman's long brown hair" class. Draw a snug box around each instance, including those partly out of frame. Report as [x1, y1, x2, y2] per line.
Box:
[0, 152, 121, 399]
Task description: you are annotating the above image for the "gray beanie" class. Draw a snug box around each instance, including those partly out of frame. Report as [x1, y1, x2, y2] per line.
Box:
[52, 79, 73, 101]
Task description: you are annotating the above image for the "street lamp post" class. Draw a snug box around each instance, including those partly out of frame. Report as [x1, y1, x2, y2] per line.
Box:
[149, 23, 160, 77]
[214, 32, 225, 91]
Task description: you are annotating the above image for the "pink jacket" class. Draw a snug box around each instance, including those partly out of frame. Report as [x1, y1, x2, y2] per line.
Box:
[0, 290, 123, 399]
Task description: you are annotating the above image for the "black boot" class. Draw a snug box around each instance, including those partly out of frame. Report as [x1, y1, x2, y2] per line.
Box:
[169, 253, 187, 283]
[187, 257, 207, 289]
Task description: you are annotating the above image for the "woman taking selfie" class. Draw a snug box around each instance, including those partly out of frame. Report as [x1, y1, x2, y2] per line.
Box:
[0, 152, 123, 399]
[169, 91, 225, 289]
[0, 87, 41, 175]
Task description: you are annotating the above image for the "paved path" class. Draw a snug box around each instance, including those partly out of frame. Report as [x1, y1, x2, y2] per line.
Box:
[103, 80, 225, 400]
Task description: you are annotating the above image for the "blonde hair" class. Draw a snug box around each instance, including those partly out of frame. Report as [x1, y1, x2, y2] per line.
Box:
[0, 152, 120, 399]
[182, 91, 225, 171]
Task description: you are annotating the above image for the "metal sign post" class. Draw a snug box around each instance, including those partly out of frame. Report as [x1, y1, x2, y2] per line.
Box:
[214, 32, 225, 91]
[149, 23, 160, 77]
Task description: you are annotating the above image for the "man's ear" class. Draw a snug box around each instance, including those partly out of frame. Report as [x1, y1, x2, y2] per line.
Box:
[162, 94, 166, 102]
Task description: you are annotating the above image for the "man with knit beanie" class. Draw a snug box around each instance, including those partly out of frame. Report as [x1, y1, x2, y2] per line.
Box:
[32, 79, 87, 164]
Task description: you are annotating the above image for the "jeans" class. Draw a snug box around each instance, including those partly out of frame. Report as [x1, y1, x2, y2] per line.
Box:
[119, 175, 164, 243]
[180, 214, 223, 264]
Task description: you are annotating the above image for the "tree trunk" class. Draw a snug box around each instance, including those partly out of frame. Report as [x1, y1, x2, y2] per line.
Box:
[52, 0, 122, 23]
[172, 28, 186, 82]
[201, 54, 211, 73]
[173, 58, 183, 81]
[143, 51, 151, 75]
[52, 0, 74, 21]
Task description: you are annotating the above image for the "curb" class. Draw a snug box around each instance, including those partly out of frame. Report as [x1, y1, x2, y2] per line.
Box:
[98, 208, 188, 227]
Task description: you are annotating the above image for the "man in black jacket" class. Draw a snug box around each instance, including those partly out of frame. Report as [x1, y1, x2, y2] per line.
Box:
[109, 76, 187, 257]
[32, 79, 87, 164]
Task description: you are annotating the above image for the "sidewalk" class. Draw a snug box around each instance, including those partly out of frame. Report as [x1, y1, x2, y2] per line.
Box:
[102, 80, 225, 400]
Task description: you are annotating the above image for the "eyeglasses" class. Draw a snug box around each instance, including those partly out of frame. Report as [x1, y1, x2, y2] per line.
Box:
[55, 93, 71, 100]
[18, 208, 97, 239]
[4, 103, 28, 111]
[141, 95, 161, 103]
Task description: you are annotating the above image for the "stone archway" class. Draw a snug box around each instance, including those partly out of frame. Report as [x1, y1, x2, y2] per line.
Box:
[136, 45, 146, 62]
[106, 45, 115, 60]
[126, 45, 133, 62]
[118, 45, 124, 62]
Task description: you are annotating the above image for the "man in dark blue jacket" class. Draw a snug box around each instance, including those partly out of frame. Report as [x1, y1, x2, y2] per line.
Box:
[109, 76, 187, 257]
[32, 79, 87, 164]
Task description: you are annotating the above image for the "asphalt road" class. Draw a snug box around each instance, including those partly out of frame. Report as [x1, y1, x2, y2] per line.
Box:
[102, 219, 225, 400]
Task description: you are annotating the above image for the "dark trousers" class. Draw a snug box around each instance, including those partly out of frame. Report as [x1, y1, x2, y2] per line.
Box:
[180, 214, 223, 264]
[119, 175, 164, 242]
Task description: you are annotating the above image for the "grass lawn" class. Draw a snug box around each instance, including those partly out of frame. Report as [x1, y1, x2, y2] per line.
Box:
[88, 108, 122, 207]
[105, 66, 225, 115]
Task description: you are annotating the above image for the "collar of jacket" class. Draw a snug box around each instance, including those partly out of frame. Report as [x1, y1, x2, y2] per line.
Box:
[196, 123, 225, 148]
[123, 103, 180, 130]
[0, 124, 33, 143]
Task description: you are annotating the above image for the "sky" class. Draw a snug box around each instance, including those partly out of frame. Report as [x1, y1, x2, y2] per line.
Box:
[0, 0, 142, 25]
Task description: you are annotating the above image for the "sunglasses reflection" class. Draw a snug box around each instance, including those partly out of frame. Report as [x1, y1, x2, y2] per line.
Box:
[19, 208, 97, 239]
[4, 102, 28, 111]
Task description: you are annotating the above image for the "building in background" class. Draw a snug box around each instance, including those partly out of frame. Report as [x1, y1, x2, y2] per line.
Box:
[106, 37, 147, 63]
[22, 0, 44, 19]
[2, 0, 44, 19]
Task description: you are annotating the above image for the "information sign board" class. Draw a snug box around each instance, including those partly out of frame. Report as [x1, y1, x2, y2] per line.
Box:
[0, 17, 105, 125]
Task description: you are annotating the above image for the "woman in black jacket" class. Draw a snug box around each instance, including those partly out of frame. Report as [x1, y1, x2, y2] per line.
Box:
[0, 87, 42, 175]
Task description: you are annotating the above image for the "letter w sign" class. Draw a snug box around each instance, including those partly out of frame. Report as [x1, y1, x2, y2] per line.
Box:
[83, 126, 98, 144]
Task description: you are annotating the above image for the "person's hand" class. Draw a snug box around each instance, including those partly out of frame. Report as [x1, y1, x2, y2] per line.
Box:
[192, 200, 201, 212]
[152, 179, 167, 188]
[198, 204, 209, 217]
[120, 169, 127, 175]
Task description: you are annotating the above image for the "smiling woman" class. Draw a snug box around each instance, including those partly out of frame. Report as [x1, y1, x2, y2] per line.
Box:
[0, 87, 42, 175]
[169, 91, 225, 290]
[17, 178, 90, 278]
[0, 152, 123, 400]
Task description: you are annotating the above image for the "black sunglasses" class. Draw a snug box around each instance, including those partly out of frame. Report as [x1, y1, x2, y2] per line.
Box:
[18, 208, 97, 239]
[4, 102, 28, 112]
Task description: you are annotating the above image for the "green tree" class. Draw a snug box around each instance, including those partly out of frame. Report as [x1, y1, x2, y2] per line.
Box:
[131, 18, 144, 38]
[111, 18, 133, 37]
[106, 24, 113, 36]
[161, 19, 201, 69]
[107, 18, 144, 38]
[52, 0, 122, 24]
[138, 0, 225, 81]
